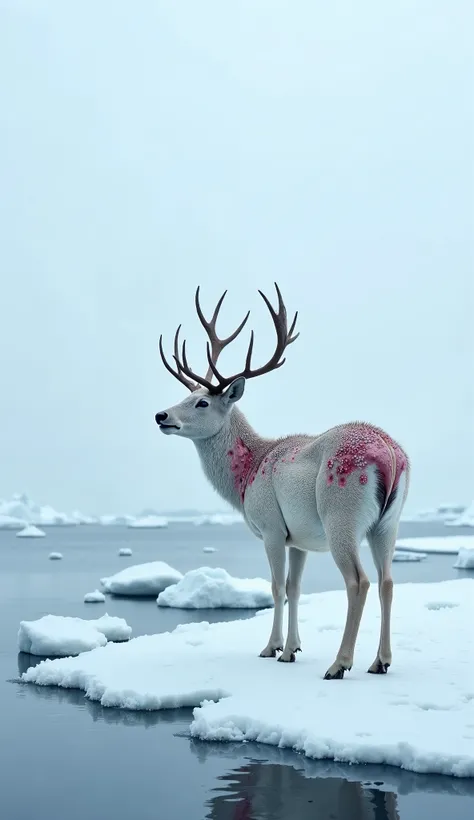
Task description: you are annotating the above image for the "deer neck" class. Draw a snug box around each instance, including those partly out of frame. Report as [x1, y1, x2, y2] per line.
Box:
[193, 407, 276, 510]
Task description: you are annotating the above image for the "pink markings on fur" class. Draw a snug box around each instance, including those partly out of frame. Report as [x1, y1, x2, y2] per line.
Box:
[327, 424, 406, 503]
[327, 473, 334, 485]
[228, 438, 254, 502]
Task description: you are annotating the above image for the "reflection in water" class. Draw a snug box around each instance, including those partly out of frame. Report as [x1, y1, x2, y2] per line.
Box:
[205, 760, 400, 820]
[16, 652, 474, 818]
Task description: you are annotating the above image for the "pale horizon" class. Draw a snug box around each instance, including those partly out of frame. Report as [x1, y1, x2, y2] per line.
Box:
[0, 1, 472, 517]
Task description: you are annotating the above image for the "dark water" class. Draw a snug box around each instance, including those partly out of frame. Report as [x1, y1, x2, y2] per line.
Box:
[0, 522, 473, 820]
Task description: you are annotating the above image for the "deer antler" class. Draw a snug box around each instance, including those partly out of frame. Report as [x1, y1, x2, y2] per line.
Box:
[159, 283, 298, 394]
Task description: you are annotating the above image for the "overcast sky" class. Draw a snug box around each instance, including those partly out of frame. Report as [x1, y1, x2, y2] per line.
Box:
[0, 1, 472, 515]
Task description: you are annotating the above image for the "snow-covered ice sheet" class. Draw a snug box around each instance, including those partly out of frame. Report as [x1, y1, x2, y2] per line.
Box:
[157, 567, 273, 609]
[101, 561, 182, 596]
[128, 515, 168, 529]
[446, 501, 474, 528]
[0, 513, 26, 529]
[84, 590, 106, 603]
[18, 614, 131, 656]
[0, 493, 77, 526]
[395, 536, 474, 555]
[16, 525, 45, 538]
[392, 551, 426, 562]
[453, 548, 474, 570]
[22, 579, 474, 777]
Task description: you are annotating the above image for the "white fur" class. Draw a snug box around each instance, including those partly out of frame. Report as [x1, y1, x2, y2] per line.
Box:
[156, 380, 410, 677]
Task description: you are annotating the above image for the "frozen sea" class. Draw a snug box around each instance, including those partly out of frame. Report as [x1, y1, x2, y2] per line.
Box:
[1, 521, 473, 820]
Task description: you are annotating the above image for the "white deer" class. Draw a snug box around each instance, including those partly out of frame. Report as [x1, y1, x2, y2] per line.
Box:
[155, 285, 409, 679]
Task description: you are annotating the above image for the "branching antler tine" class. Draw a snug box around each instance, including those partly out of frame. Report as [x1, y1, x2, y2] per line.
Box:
[287, 311, 299, 344]
[181, 339, 190, 371]
[159, 334, 195, 391]
[273, 281, 286, 319]
[257, 288, 278, 321]
[222, 310, 250, 345]
[173, 326, 184, 371]
[244, 330, 254, 371]
[195, 286, 227, 336]
[209, 290, 228, 329]
[205, 342, 225, 383]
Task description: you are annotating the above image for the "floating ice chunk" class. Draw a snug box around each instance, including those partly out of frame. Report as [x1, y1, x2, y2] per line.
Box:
[193, 513, 242, 526]
[16, 525, 45, 538]
[84, 590, 106, 603]
[203, 547, 217, 553]
[453, 548, 474, 570]
[157, 567, 273, 609]
[392, 551, 427, 562]
[127, 515, 168, 529]
[0, 514, 27, 529]
[99, 514, 134, 526]
[22, 579, 474, 777]
[118, 548, 133, 557]
[403, 503, 467, 524]
[100, 561, 182, 596]
[71, 510, 97, 525]
[18, 613, 131, 657]
[445, 501, 474, 528]
[48, 552, 63, 560]
[395, 536, 474, 555]
[0, 493, 77, 526]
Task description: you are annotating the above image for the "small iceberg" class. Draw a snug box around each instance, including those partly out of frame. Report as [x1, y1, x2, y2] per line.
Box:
[16, 525, 46, 538]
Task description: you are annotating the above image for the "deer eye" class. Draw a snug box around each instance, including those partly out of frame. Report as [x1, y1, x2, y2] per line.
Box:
[195, 399, 209, 408]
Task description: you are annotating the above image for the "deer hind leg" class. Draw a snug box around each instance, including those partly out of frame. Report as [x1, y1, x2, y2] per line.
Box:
[324, 530, 370, 680]
[259, 538, 287, 658]
[279, 546, 308, 663]
[366, 522, 397, 674]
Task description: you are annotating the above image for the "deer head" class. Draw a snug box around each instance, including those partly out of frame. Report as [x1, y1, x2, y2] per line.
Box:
[155, 284, 299, 440]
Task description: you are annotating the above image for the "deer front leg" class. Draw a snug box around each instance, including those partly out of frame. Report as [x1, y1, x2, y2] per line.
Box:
[278, 546, 307, 662]
[259, 538, 286, 658]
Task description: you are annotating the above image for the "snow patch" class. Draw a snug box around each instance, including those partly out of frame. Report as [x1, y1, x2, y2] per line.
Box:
[395, 536, 474, 555]
[118, 547, 133, 557]
[128, 515, 168, 529]
[403, 503, 467, 524]
[193, 513, 243, 526]
[84, 590, 106, 603]
[21, 579, 474, 777]
[16, 525, 45, 538]
[453, 548, 474, 570]
[99, 514, 134, 526]
[157, 567, 273, 609]
[446, 501, 474, 529]
[0, 493, 77, 526]
[100, 561, 182, 596]
[203, 547, 217, 553]
[18, 614, 131, 656]
[0, 513, 27, 530]
[48, 552, 63, 560]
[392, 550, 426, 562]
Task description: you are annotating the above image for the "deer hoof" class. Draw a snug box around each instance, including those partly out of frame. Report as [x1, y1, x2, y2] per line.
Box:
[367, 659, 390, 674]
[278, 647, 301, 663]
[259, 646, 283, 658]
[278, 652, 295, 663]
[324, 662, 351, 680]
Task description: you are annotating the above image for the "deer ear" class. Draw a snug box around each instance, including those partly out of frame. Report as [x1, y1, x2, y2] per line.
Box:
[221, 377, 246, 405]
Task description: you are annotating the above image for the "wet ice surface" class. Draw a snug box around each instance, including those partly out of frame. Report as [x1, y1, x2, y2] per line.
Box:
[1, 521, 473, 820]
